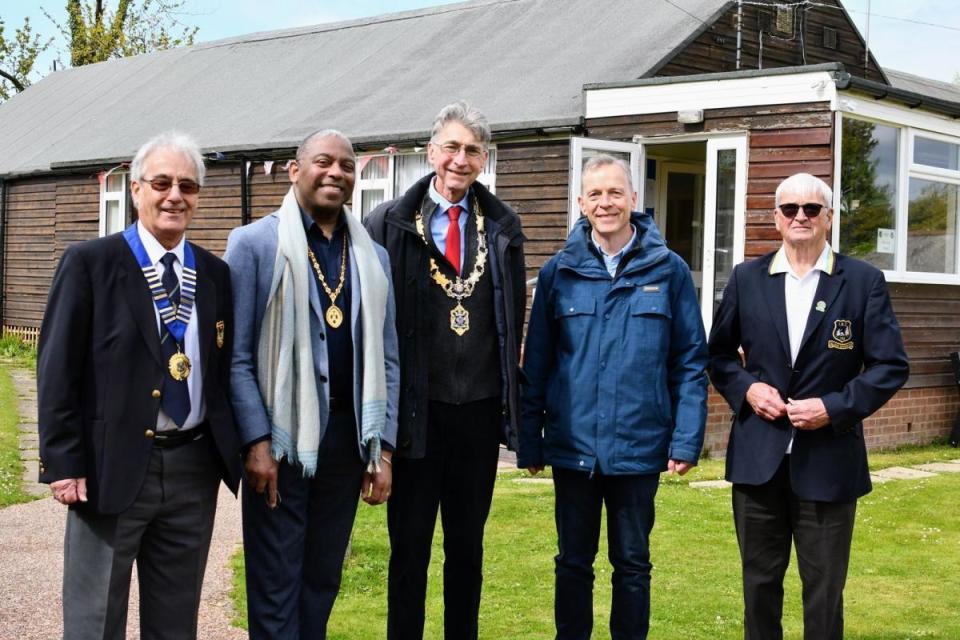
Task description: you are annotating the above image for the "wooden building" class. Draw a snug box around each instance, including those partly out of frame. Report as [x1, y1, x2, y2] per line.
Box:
[2, 0, 958, 453]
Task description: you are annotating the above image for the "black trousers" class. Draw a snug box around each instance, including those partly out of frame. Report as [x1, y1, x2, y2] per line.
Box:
[242, 410, 365, 640]
[62, 435, 221, 640]
[386, 397, 502, 640]
[732, 455, 857, 640]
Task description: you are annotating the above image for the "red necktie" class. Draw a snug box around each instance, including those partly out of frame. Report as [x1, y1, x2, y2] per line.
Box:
[445, 205, 462, 276]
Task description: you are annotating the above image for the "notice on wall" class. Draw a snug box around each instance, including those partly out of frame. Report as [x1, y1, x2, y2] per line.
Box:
[877, 228, 895, 254]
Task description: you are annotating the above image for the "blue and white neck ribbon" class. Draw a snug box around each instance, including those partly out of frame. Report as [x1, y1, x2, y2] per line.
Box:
[123, 223, 196, 344]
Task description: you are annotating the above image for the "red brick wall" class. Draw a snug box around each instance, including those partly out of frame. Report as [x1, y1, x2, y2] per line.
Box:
[702, 385, 959, 458]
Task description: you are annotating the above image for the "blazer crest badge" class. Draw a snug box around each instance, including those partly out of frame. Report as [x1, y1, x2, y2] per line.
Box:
[827, 319, 854, 350]
[216, 320, 225, 348]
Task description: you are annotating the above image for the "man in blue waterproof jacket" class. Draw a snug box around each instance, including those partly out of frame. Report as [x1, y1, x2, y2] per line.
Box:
[518, 154, 708, 640]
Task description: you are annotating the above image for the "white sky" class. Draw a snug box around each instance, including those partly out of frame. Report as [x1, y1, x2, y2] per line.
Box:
[2, 0, 958, 83]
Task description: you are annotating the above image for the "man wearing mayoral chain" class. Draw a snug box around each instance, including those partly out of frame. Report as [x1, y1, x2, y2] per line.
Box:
[225, 128, 399, 638]
[365, 101, 526, 639]
[709, 173, 908, 639]
[37, 131, 241, 639]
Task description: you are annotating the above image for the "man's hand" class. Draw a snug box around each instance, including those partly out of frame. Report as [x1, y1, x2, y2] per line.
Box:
[361, 453, 392, 506]
[667, 460, 693, 476]
[786, 397, 830, 430]
[526, 465, 545, 476]
[245, 440, 279, 508]
[50, 477, 87, 505]
[746, 382, 787, 422]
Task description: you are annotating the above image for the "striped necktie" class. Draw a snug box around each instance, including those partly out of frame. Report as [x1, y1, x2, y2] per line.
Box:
[159, 252, 191, 428]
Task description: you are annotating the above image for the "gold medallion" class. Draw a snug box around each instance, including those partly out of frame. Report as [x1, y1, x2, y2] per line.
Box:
[325, 304, 344, 329]
[450, 303, 470, 336]
[168, 351, 191, 381]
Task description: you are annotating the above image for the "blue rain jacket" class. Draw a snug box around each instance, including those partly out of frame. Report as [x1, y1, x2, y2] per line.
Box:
[518, 213, 708, 474]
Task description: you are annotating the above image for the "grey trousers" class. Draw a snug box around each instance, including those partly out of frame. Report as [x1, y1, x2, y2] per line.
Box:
[62, 436, 221, 640]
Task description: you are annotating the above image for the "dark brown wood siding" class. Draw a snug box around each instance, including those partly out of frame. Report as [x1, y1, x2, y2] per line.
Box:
[3, 179, 57, 328]
[655, 0, 885, 82]
[889, 283, 960, 389]
[495, 141, 570, 285]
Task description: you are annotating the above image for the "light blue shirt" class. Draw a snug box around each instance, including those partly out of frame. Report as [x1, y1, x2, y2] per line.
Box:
[428, 178, 469, 272]
[591, 225, 638, 277]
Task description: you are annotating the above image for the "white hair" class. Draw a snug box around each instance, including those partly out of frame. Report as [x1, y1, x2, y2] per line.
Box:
[130, 131, 206, 185]
[430, 100, 491, 147]
[775, 173, 832, 207]
[296, 128, 355, 164]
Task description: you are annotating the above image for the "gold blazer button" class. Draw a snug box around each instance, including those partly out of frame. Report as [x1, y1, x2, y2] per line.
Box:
[144, 429, 156, 438]
[151, 389, 161, 399]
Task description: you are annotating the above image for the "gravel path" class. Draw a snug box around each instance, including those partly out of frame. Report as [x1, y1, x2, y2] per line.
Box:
[0, 363, 246, 639]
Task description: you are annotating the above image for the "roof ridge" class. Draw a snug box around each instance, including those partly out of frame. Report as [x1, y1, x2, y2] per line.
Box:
[192, 0, 523, 50]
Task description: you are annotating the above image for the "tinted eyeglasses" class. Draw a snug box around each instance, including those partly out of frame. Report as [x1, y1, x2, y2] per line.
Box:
[140, 175, 201, 195]
[438, 141, 486, 159]
[778, 202, 824, 218]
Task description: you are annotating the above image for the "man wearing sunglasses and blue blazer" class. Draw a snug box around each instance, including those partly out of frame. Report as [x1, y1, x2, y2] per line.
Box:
[708, 173, 908, 640]
[37, 132, 241, 639]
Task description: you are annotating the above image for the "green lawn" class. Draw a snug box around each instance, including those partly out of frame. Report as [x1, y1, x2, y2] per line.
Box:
[0, 362, 36, 507]
[231, 444, 960, 639]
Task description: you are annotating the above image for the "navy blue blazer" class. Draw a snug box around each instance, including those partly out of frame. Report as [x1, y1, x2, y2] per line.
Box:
[708, 250, 909, 502]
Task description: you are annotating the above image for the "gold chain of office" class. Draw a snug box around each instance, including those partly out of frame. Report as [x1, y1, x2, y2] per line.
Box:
[307, 233, 349, 328]
[414, 200, 487, 336]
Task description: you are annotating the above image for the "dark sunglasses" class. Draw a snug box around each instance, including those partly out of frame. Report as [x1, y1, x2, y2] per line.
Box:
[778, 202, 824, 218]
[140, 175, 201, 195]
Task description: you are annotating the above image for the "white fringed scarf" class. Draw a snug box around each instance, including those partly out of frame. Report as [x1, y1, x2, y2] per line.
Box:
[257, 187, 389, 476]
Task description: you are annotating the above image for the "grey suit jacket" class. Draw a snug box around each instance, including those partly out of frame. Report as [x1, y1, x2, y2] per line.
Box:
[224, 212, 400, 457]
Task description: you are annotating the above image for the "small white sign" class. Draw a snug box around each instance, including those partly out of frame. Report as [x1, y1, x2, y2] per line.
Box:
[877, 228, 895, 254]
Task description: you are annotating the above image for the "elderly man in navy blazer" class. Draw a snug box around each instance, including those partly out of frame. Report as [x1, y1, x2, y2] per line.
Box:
[708, 172, 908, 640]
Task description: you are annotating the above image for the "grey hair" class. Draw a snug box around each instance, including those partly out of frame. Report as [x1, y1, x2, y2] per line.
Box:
[430, 101, 491, 148]
[581, 154, 634, 192]
[130, 131, 206, 185]
[295, 128, 355, 164]
[775, 173, 833, 207]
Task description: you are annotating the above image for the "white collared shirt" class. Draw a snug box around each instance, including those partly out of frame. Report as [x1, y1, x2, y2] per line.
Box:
[137, 221, 205, 431]
[769, 242, 833, 453]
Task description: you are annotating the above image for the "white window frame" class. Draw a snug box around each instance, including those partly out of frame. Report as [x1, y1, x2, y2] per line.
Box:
[836, 112, 960, 284]
[568, 137, 643, 230]
[99, 169, 128, 237]
[352, 147, 497, 219]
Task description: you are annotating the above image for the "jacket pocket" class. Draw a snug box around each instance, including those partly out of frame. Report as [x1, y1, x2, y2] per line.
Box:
[555, 297, 596, 319]
[630, 292, 671, 319]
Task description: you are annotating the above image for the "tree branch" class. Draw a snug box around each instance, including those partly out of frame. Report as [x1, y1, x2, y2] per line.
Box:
[0, 68, 25, 92]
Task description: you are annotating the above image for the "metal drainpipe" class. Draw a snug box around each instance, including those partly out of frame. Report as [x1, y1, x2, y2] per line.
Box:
[240, 158, 251, 226]
[0, 178, 6, 328]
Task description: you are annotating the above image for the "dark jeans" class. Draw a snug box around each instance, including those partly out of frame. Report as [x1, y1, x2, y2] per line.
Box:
[553, 467, 660, 640]
[386, 397, 502, 640]
[242, 410, 365, 640]
[733, 455, 857, 640]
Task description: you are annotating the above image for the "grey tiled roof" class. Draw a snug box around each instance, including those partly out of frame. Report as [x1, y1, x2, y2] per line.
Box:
[0, 0, 730, 176]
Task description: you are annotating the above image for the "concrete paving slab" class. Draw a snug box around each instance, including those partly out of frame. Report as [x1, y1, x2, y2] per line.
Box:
[512, 477, 553, 484]
[870, 473, 893, 484]
[914, 462, 960, 473]
[690, 480, 732, 489]
[872, 466, 936, 480]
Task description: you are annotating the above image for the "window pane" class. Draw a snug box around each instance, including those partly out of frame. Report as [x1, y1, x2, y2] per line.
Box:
[105, 200, 124, 235]
[361, 155, 388, 180]
[914, 136, 959, 171]
[361, 189, 385, 217]
[840, 119, 898, 270]
[907, 178, 958, 274]
[713, 149, 737, 314]
[394, 153, 432, 193]
[105, 172, 124, 192]
[483, 148, 497, 176]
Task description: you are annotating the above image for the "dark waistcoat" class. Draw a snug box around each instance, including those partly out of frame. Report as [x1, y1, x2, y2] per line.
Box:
[425, 205, 501, 404]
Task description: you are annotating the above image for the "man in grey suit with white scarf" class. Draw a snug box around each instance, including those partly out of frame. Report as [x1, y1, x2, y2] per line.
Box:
[225, 129, 399, 639]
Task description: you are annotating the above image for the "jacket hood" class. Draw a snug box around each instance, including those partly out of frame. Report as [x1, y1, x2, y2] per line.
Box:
[559, 211, 670, 276]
